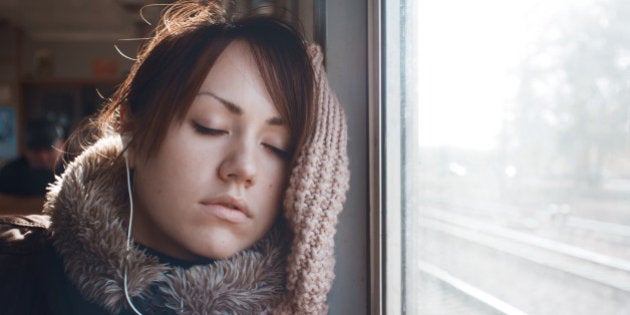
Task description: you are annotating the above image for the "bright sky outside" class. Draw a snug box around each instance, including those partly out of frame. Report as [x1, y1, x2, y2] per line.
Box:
[414, 0, 602, 150]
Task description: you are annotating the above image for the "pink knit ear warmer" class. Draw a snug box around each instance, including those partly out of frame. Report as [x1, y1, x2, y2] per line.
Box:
[277, 45, 350, 314]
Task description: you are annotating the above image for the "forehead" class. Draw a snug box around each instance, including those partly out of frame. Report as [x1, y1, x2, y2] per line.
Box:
[194, 41, 279, 117]
[203, 40, 259, 88]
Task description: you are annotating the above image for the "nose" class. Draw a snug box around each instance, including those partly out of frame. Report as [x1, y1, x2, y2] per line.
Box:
[218, 141, 257, 188]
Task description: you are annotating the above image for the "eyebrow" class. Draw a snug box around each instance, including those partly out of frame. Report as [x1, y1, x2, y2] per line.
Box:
[201, 91, 242, 115]
[199, 91, 286, 126]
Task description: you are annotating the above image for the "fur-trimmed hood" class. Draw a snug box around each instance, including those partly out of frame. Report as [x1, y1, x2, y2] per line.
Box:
[44, 136, 288, 314]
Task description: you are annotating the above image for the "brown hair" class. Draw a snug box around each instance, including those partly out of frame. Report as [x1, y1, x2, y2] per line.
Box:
[84, 1, 314, 163]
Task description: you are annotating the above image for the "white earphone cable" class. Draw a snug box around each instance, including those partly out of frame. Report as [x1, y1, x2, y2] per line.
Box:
[124, 155, 143, 315]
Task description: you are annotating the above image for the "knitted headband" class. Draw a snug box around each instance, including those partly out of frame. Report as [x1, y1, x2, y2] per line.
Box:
[277, 44, 350, 314]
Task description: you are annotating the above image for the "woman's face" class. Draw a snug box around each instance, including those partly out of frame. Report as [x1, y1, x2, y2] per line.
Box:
[130, 41, 290, 260]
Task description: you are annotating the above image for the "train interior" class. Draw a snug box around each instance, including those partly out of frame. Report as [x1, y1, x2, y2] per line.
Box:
[1, 0, 629, 314]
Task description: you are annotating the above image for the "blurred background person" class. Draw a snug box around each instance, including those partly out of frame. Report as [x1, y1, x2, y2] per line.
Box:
[0, 120, 64, 197]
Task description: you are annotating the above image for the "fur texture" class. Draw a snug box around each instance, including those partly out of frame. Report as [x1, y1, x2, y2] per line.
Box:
[43, 137, 287, 314]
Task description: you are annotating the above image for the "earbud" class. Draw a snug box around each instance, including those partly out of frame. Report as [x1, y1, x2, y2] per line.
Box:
[121, 133, 132, 159]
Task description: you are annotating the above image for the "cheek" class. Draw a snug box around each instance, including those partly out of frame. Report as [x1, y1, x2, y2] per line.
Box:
[263, 169, 289, 207]
[268, 174, 288, 192]
[160, 136, 211, 179]
[264, 163, 288, 189]
[135, 146, 200, 199]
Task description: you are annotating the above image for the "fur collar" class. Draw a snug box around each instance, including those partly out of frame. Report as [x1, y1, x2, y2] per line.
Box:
[44, 136, 288, 314]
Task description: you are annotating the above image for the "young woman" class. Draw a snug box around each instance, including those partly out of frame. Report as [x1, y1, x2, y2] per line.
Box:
[0, 1, 349, 314]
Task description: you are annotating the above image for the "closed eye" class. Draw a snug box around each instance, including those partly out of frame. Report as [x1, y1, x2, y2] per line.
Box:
[263, 144, 289, 160]
[193, 122, 227, 136]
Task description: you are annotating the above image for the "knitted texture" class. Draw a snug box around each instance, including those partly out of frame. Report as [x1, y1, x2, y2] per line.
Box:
[277, 44, 350, 314]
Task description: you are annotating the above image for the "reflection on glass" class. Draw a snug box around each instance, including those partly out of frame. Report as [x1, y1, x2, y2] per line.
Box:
[397, 0, 630, 313]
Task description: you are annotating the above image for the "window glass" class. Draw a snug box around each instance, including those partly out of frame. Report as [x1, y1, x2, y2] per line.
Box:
[386, 0, 630, 313]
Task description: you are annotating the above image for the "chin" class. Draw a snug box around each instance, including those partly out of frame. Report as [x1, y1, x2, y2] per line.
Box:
[197, 244, 244, 260]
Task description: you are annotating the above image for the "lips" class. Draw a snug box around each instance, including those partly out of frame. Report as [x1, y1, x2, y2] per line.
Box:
[201, 195, 251, 223]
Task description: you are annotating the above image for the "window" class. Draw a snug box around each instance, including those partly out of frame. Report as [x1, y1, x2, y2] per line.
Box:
[384, 0, 630, 313]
